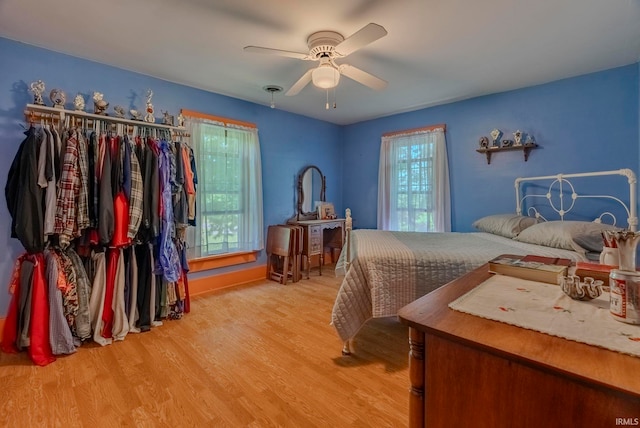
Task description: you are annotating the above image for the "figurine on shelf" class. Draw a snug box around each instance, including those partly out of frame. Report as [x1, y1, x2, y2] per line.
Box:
[524, 134, 536, 147]
[49, 88, 66, 109]
[29, 80, 46, 105]
[177, 112, 185, 128]
[501, 139, 513, 148]
[93, 92, 109, 115]
[130, 109, 143, 121]
[478, 136, 489, 148]
[490, 128, 502, 147]
[161, 110, 174, 126]
[144, 89, 155, 123]
[513, 130, 523, 146]
[113, 105, 126, 118]
[73, 94, 85, 111]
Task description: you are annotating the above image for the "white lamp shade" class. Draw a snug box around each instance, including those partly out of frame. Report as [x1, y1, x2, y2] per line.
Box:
[312, 65, 340, 89]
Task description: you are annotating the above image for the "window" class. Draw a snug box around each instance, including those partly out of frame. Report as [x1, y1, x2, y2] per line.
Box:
[377, 125, 450, 232]
[185, 111, 263, 259]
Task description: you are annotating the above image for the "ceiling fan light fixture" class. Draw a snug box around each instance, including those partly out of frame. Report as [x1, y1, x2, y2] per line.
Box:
[312, 64, 340, 89]
[263, 85, 283, 108]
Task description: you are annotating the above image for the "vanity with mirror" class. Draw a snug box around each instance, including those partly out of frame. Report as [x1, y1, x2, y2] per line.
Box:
[288, 165, 345, 278]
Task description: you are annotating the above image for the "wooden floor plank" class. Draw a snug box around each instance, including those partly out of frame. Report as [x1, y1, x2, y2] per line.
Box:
[0, 267, 409, 427]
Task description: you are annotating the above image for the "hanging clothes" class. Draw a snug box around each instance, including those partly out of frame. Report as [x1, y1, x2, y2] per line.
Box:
[76, 130, 90, 232]
[42, 126, 57, 238]
[27, 253, 56, 366]
[65, 248, 92, 341]
[2, 253, 56, 365]
[127, 141, 143, 240]
[54, 130, 80, 248]
[45, 250, 76, 355]
[127, 247, 140, 334]
[5, 127, 45, 253]
[4, 109, 193, 365]
[156, 139, 181, 283]
[98, 133, 115, 245]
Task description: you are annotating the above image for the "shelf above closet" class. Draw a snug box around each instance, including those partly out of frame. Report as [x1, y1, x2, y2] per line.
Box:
[476, 143, 538, 164]
[24, 103, 188, 134]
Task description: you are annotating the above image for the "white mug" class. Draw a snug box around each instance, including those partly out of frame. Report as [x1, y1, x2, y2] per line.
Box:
[600, 247, 619, 266]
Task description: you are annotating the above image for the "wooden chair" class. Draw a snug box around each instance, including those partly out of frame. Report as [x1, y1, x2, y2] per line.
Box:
[266, 225, 293, 284]
[281, 224, 303, 282]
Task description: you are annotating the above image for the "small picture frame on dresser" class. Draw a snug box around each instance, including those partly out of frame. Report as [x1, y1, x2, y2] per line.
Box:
[318, 202, 336, 219]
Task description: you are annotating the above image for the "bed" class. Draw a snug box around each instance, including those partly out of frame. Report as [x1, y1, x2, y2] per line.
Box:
[331, 169, 638, 354]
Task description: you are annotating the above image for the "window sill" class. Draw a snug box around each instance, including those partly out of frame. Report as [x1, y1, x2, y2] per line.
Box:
[188, 251, 259, 273]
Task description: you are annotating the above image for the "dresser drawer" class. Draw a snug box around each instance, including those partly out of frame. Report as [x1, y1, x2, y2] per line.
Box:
[309, 225, 322, 254]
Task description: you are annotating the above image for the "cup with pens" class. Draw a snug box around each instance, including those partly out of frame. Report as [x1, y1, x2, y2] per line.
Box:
[600, 231, 619, 266]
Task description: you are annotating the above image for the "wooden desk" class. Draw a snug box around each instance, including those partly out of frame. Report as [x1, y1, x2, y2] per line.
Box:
[288, 219, 345, 278]
[397, 265, 640, 428]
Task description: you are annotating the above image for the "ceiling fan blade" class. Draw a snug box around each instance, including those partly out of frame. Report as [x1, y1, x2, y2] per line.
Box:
[285, 69, 314, 96]
[243, 46, 310, 60]
[334, 23, 387, 57]
[339, 64, 387, 90]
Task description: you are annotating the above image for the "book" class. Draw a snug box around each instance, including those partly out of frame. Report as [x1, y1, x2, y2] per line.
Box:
[519, 254, 572, 266]
[574, 261, 617, 284]
[488, 254, 571, 285]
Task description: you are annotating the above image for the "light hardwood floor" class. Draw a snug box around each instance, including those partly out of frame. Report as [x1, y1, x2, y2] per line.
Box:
[0, 267, 409, 427]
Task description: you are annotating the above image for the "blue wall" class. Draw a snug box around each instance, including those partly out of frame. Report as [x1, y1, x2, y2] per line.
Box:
[0, 36, 639, 315]
[342, 64, 639, 231]
[0, 37, 342, 314]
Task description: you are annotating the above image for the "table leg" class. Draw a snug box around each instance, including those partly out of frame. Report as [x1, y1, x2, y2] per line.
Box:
[408, 327, 425, 428]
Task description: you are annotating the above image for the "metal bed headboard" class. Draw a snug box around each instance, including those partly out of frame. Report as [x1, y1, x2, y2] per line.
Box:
[515, 169, 638, 231]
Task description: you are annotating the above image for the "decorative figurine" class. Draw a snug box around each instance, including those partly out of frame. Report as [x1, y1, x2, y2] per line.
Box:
[49, 88, 66, 109]
[113, 105, 126, 118]
[161, 110, 174, 126]
[177, 112, 185, 128]
[501, 139, 513, 148]
[144, 89, 155, 123]
[479, 136, 489, 148]
[73, 93, 85, 111]
[513, 130, 523, 146]
[93, 92, 109, 115]
[130, 109, 143, 121]
[29, 80, 46, 105]
[490, 129, 502, 147]
[524, 134, 535, 147]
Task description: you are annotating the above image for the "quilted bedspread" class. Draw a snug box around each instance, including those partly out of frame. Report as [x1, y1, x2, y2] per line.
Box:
[330, 230, 587, 342]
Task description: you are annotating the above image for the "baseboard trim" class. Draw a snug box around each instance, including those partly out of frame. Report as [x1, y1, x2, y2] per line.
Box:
[188, 264, 267, 296]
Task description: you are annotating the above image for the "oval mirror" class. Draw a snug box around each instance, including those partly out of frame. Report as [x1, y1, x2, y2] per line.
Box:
[297, 165, 325, 219]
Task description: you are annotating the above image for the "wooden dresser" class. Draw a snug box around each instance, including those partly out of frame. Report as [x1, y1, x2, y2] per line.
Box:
[288, 219, 345, 278]
[397, 265, 640, 428]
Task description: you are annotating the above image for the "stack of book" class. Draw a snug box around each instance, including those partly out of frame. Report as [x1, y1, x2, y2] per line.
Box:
[488, 254, 572, 285]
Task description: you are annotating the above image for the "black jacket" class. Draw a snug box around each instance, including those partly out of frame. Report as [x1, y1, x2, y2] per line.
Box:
[5, 127, 45, 253]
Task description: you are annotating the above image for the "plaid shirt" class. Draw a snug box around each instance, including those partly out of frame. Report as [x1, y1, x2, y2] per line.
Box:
[128, 141, 144, 239]
[54, 131, 80, 248]
[75, 131, 90, 232]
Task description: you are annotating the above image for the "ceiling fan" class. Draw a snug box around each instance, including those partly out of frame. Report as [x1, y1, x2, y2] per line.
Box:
[244, 23, 388, 96]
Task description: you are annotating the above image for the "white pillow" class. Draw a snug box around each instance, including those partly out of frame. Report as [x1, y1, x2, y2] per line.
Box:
[472, 214, 538, 238]
[514, 221, 621, 254]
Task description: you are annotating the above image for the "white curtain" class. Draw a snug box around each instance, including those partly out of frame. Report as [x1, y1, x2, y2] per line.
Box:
[186, 118, 263, 258]
[377, 127, 451, 232]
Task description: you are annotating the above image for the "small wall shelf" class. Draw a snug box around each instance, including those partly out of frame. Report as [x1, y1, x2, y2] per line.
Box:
[476, 144, 538, 164]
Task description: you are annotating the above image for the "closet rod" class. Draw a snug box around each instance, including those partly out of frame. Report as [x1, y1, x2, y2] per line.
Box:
[24, 103, 186, 132]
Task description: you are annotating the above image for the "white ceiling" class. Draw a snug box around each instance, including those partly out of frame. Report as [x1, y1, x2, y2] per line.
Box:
[1, 0, 639, 125]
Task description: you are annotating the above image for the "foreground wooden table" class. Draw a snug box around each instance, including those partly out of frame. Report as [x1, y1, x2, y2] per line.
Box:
[397, 265, 640, 428]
